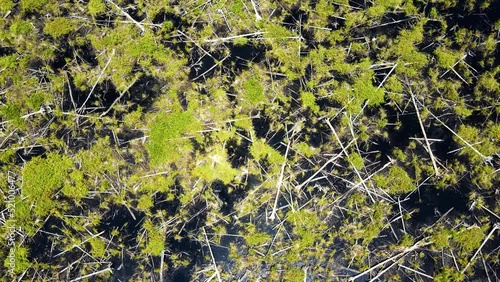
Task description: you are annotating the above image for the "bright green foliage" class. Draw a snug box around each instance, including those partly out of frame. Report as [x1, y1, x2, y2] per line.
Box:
[229, 0, 245, 17]
[234, 115, 253, 130]
[139, 173, 176, 194]
[90, 25, 187, 89]
[89, 237, 106, 258]
[0, 0, 14, 13]
[20, 0, 48, 12]
[245, 231, 271, 246]
[250, 139, 285, 165]
[346, 192, 366, 209]
[431, 228, 451, 249]
[244, 224, 271, 246]
[243, 77, 265, 104]
[283, 267, 303, 282]
[3, 246, 31, 274]
[454, 125, 495, 163]
[62, 170, 88, 201]
[233, 36, 248, 46]
[10, 20, 32, 36]
[11, 197, 35, 236]
[192, 144, 238, 184]
[434, 47, 461, 68]
[348, 152, 364, 169]
[22, 153, 73, 217]
[1, 104, 23, 127]
[0, 0, 498, 280]
[142, 219, 165, 256]
[43, 18, 77, 39]
[475, 71, 500, 97]
[147, 111, 201, 166]
[287, 209, 324, 251]
[375, 166, 415, 194]
[137, 194, 153, 210]
[347, 70, 385, 112]
[88, 0, 106, 15]
[454, 102, 472, 118]
[453, 226, 485, 253]
[123, 106, 143, 128]
[368, 0, 403, 16]
[434, 267, 465, 282]
[0, 54, 17, 70]
[295, 142, 316, 158]
[300, 91, 320, 113]
[471, 164, 495, 189]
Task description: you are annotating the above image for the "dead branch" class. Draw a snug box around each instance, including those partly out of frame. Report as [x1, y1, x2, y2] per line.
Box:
[408, 87, 440, 176]
[105, 0, 145, 33]
[349, 239, 432, 281]
[462, 224, 500, 273]
[99, 76, 139, 117]
[78, 49, 115, 114]
[270, 125, 295, 221]
[203, 227, 222, 282]
[69, 267, 112, 282]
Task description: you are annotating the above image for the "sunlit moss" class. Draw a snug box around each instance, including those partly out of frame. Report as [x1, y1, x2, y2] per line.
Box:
[243, 77, 265, 104]
[375, 166, 415, 194]
[43, 18, 77, 39]
[453, 226, 486, 253]
[147, 111, 201, 166]
[88, 0, 106, 15]
[434, 267, 465, 282]
[22, 153, 73, 217]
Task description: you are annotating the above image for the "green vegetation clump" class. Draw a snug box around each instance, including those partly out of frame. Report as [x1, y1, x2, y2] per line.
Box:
[88, 0, 106, 15]
[43, 18, 77, 39]
[243, 77, 265, 104]
[10, 20, 32, 36]
[374, 166, 415, 194]
[147, 111, 201, 165]
[22, 153, 73, 217]
[453, 226, 486, 253]
[20, 0, 48, 12]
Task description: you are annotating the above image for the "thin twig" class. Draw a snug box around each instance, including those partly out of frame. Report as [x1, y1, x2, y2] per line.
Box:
[204, 32, 266, 43]
[425, 108, 491, 162]
[105, 0, 145, 33]
[203, 227, 222, 282]
[409, 87, 440, 176]
[462, 224, 500, 273]
[78, 49, 115, 114]
[270, 126, 294, 221]
[64, 71, 77, 111]
[250, 0, 262, 21]
[99, 76, 139, 117]
[69, 268, 112, 282]
[326, 118, 375, 203]
[349, 239, 432, 281]
[377, 63, 397, 89]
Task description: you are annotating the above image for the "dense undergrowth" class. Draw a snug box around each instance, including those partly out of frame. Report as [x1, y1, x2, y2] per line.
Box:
[0, 0, 499, 281]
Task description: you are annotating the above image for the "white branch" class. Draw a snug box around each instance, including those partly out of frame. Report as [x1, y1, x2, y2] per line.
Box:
[105, 0, 145, 33]
[203, 227, 222, 282]
[409, 90, 440, 176]
[462, 224, 500, 273]
[78, 49, 115, 114]
[70, 268, 112, 282]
